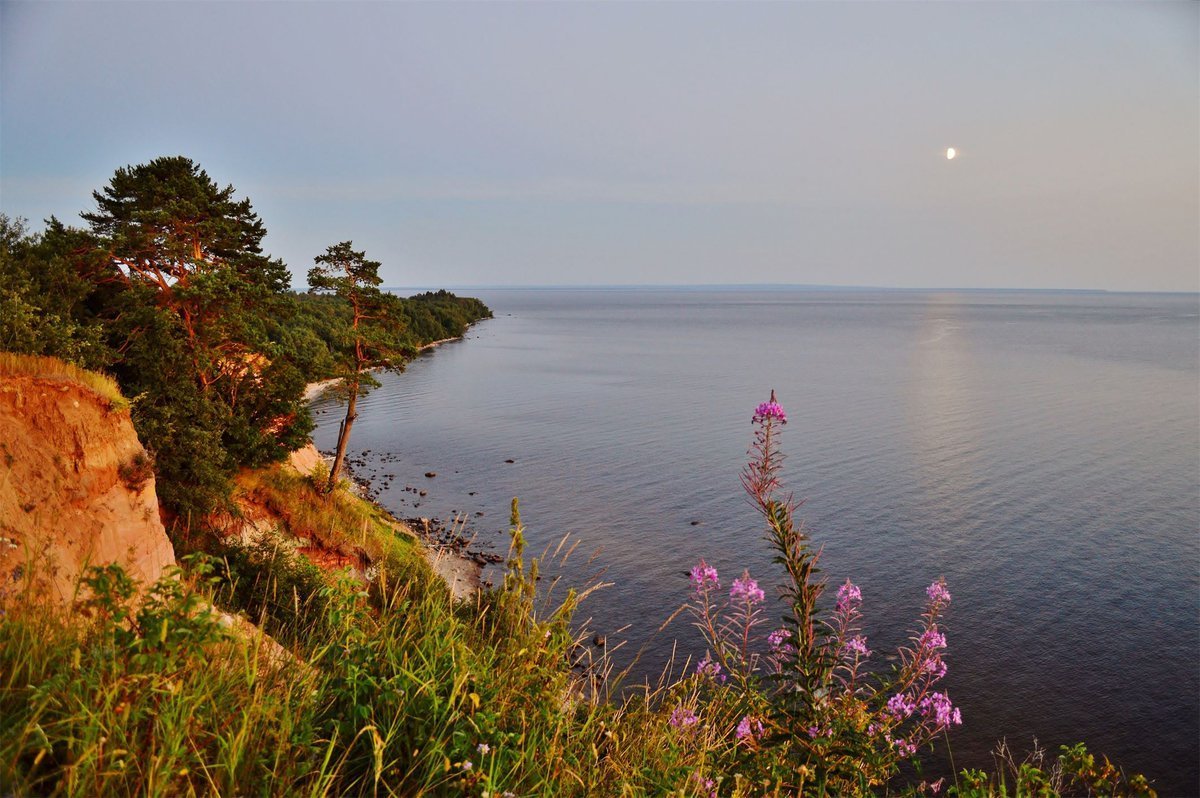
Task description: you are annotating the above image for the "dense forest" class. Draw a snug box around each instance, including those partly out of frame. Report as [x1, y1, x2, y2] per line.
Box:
[0, 156, 490, 516]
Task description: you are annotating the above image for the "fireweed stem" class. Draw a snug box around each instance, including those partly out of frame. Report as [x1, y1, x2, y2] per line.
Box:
[685, 393, 961, 788]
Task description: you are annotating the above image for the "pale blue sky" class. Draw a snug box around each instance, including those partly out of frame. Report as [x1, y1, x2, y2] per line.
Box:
[2, 1, 1196, 291]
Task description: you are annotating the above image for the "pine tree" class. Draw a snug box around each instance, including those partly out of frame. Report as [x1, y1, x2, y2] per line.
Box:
[81, 157, 309, 513]
[308, 241, 410, 493]
[82, 156, 289, 398]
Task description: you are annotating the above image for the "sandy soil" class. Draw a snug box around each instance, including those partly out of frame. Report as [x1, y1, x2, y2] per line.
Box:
[0, 372, 175, 610]
[422, 546, 482, 602]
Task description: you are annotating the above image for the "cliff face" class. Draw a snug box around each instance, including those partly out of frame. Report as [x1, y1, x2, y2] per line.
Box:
[0, 363, 176, 609]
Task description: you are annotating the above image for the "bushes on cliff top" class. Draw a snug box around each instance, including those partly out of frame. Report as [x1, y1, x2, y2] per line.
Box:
[0, 216, 110, 371]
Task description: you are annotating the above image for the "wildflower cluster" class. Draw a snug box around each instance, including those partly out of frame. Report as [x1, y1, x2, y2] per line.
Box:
[695, 656, 725, 682]
[683, 394, 963, 791]
[735, 714, 765, 745]
[689, 560, 720, 594]
[669, 706, 699, 729]
[766, 627, 795, 665]
[688, 566, 768, 689]
[752, 399, 787, 425]
[830, 578, 870, 687]
[836, 580, 862, 609]
[692, 773, 718, 798]
[842, 636, 870, 658]
[729, 574, 766, 605]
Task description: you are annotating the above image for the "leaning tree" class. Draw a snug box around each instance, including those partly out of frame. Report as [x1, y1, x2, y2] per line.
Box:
[308, 241, 411, 493]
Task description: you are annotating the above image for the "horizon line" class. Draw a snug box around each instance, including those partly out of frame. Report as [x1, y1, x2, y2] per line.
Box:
[380, 283, 1200, 296]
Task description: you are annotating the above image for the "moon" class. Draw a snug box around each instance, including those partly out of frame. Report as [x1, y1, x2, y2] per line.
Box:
[946, 147, 957, 160]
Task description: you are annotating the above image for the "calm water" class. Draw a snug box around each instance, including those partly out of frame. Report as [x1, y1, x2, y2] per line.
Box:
[311, 289, 1200, 793]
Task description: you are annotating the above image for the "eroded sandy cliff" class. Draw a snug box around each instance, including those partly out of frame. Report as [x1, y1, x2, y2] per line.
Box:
[0, 358, 175, 609]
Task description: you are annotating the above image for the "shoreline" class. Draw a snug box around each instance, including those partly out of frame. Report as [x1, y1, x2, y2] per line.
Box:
[289, 441, 484, 601]
[302, 335, 463, 402]
[298, 332, 484, 599]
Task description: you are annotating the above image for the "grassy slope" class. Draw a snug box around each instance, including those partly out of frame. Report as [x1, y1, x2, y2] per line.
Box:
[0, 476, 719, 797]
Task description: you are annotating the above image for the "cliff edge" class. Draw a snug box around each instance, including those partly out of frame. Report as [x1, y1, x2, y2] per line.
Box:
[0, 354, 175, 609]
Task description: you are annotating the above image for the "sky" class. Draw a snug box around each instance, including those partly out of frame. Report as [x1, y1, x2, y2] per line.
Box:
[2, 1, 1196, 292]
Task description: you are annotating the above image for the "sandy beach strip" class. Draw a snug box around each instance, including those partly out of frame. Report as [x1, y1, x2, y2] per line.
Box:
[302, 335, 463, 402]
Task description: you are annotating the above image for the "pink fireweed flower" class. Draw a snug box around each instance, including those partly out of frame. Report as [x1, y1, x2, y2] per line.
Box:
[752, 400, 787, 425]
[836, 579, 862, 612]
[696, 656, 726, 683]
[735, 715, 764, 743]
[919, 628, 947, 651]
[926, 579, 952, 606]
[691, 773, 717, 798]
[919, 692, 962, 729]
[669, 706, 699, 728]
[842, 635, 870, 659]
[886, 692, 917, 719]
[893, 737, 918, 758]
[922, 657, 948, 679]
[730, 572, 765, 605]
[767, 628, 794, 653]
[689, 560, 720, 592]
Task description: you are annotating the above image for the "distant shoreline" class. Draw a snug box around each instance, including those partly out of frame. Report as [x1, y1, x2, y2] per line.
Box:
[385, 284, 1199, 296]
[301, 335, 463, 402]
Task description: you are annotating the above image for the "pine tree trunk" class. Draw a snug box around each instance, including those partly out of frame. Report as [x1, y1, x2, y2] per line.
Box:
[326, 375, 359, 493]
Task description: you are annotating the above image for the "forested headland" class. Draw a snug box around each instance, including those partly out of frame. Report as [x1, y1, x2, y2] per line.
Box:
[0, 156, 490, 516]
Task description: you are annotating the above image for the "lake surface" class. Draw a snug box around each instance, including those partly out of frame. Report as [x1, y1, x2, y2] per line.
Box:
[311, 288, 1199, 792]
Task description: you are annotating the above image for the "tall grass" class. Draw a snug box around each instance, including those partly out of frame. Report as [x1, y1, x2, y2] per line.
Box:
[0, 501, 714, 796]
[210, 463, 432, 647]
[0, 562, 327, 797]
